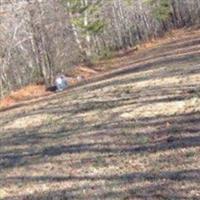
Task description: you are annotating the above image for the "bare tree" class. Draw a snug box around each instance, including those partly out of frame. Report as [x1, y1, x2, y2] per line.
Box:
[0, 0, 199, 97]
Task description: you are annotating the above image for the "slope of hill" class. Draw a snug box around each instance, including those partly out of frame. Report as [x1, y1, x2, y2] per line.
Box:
[0, 29, 200, 200]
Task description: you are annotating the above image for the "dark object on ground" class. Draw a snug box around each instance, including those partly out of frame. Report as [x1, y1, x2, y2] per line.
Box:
[46, 74, 68, 92]
[46, 85, 57, 92]
[167, 136, 176, 143]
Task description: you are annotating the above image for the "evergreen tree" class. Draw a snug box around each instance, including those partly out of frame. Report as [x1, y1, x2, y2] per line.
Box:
[63, 0, 105, 60]
[148, 0, 171, 21]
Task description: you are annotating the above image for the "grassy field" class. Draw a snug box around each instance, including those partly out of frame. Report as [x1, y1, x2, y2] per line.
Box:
[0, 29, 200, 200]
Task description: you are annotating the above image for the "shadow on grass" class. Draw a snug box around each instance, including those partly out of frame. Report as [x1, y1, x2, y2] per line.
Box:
[0, 111, 200, 171]
[1, 31, 200, 200]
[83, 50, 200, 91]
[3, 169, 199, 199]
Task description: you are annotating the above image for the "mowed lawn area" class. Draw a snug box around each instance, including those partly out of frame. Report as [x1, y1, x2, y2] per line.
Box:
[0, 30, 200, 199]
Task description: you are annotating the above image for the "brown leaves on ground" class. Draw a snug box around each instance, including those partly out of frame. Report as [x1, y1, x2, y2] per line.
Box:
[0, 85, 50, 109]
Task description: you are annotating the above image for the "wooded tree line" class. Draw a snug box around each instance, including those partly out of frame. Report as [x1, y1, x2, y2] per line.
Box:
[0, 0, 200, 97]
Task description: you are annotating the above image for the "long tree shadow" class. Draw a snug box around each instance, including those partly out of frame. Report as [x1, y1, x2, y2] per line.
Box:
[3, 169, 200, 200]
[82, 55, 200, 91]
[1, 31, 200, 200]
[2, 82, 198, 122]
[0, 111, 200, 171]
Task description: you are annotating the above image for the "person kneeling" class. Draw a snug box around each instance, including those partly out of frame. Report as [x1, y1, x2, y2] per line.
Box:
[55, 75, 68, 92]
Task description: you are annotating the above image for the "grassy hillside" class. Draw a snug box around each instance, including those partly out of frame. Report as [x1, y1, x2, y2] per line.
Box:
[0, 29, 200, 200]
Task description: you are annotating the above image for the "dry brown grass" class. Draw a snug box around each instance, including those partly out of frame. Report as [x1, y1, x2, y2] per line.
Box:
[0, 28, 200, 200]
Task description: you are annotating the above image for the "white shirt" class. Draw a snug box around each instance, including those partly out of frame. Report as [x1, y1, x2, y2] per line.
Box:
[55, 77, 62, 85]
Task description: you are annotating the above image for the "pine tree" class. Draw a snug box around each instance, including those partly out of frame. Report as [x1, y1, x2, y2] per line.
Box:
[148, 0, 171, 21]
[63, 0, 105, 62]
